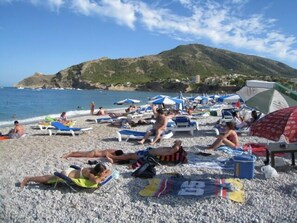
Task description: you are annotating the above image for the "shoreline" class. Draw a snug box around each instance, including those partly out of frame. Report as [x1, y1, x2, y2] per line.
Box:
[0, 107, 129, 128]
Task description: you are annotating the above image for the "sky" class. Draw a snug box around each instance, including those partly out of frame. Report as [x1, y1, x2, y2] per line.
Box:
[0, 0, 297, 87]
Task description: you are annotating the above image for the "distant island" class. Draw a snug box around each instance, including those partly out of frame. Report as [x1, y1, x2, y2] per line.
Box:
[15, 44, 297, 93]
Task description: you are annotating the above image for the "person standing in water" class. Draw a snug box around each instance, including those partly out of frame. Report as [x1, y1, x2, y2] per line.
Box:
[90, 102, 95, 115]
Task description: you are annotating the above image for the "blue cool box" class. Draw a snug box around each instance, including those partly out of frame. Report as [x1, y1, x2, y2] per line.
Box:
[233, 155, 255, 179]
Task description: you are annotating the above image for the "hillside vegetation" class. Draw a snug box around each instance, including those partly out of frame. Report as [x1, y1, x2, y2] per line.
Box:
[16, 44, 297, 92]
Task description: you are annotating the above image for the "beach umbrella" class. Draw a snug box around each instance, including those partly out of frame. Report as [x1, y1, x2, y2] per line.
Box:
[114, 98, 140, 105]
[194, 95, 203, 101]
[149, 95, 168, 100]
[186, 96, 195, 101]
[250, 106, 297, 143]
[150, 97, 183, 105]
[174, 91, 187, 101]
[217, 94, 241, 103]
[237, 80, 297, 114]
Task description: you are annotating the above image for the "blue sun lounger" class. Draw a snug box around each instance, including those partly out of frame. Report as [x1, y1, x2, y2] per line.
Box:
[167, 116, 199, 136]
[116, 129, 173, 142]
[49, 122, 92, 136]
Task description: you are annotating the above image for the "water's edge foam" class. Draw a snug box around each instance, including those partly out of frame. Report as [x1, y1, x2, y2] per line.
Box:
[0, 107, 126, 128]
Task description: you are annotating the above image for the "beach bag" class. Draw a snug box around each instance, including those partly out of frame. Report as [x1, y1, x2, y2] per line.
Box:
[131, 156, 157, 178]
[131, 162, 156, 178]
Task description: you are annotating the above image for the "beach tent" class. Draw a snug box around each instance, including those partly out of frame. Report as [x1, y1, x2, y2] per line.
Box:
[237, 80, 297, 114]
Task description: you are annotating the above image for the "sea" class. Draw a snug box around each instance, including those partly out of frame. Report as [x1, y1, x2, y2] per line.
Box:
[0, 87, 188, 127]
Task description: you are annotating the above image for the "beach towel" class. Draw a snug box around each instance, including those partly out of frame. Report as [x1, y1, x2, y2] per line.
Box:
[186, 156, 234, 170]
[243, 143, 284, 157]
[0, 136, 10, 140]
[217, 146, 244, 156]
[139, 176, 245, 203]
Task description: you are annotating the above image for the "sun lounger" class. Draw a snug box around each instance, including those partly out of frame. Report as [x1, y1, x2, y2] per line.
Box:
[48, 122, 92, 136]
[213, 126, 250, 136]
[38, 121, 76, 130]
[50, 165, 118, 192]
[95, 117, 114, 123]
[167, 116, 199, 136]
[116, 129, 173, 142]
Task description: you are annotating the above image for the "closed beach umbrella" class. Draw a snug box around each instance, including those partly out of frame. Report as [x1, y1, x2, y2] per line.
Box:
[237, 80, 297, 114]
[250, 106, 297, 143]
[114, 98, 140, 105]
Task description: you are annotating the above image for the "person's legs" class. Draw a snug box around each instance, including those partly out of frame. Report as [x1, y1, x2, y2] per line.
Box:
[150, 129, 163, 145]
[106, 153, 139, 163]
[61, 149, 117, 159]
[20, 175, 57, 188]
[138, 130, 153, 144]
[208, 137, 223, 150]
[61, 150, 97, 158]
[208, 137, 236, 150]
[221, 138, 236, 148]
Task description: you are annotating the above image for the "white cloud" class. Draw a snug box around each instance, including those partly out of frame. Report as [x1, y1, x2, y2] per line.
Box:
[134, 0, 297, 65]
[70, 0, 136, 29]
[3, 0, 296, 65]
[48, 0, 65, 12]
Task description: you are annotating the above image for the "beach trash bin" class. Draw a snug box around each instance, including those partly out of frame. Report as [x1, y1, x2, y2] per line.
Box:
[210, 110, 217, 116]
[233, 155, 255, 179]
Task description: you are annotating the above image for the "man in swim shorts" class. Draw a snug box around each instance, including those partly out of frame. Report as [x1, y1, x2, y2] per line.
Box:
[106, 140, 182, 163]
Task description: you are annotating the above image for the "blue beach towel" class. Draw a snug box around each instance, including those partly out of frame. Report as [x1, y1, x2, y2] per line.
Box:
[217, 146, 244, 156]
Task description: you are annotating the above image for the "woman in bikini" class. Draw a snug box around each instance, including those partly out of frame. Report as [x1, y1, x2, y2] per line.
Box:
[207, 121, 240, 150]
[20, 163, 111, 188]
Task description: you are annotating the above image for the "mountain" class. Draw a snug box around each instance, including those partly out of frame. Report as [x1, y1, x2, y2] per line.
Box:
[16, 72, 55, 89]
[15, 44, 297, 92]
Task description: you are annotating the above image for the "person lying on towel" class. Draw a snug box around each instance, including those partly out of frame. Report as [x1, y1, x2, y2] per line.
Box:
[20, 163, 111, 188]
[106, 140, 182, 164]
[61, 140, 183, 164]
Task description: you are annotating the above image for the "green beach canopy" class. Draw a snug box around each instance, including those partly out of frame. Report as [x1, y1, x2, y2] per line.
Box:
[237, 80, 297, 114]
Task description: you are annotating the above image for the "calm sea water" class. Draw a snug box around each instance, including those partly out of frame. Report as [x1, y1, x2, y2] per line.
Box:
[0, 87, 184, 127]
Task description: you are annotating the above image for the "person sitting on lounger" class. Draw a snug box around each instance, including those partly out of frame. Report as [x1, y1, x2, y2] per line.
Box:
[245, 110, 261, 126]
[58, 112, 72, 125]
[138, 104, 173, 145]
[20, 163, 111, 188]
[106, 140, 182, 163]
[208, 122, 240, 150]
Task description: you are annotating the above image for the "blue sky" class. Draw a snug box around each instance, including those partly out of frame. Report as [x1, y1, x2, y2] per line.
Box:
[0, 0, 297, 86]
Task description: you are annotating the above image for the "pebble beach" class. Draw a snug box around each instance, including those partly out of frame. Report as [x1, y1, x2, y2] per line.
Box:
[0, 113, 297, 223]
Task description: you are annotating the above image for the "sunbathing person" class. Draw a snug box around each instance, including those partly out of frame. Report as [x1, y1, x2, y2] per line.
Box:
[138, 104, 174, 145]
[20, 163, 111, 188]
[6, 120, 25, 139]
[58, 112, 72, 125]
[106, 140, 182, 163]
[95, 107, 106, 116]
[208, 122, 240, 150]
[61, 149, 124, 159]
